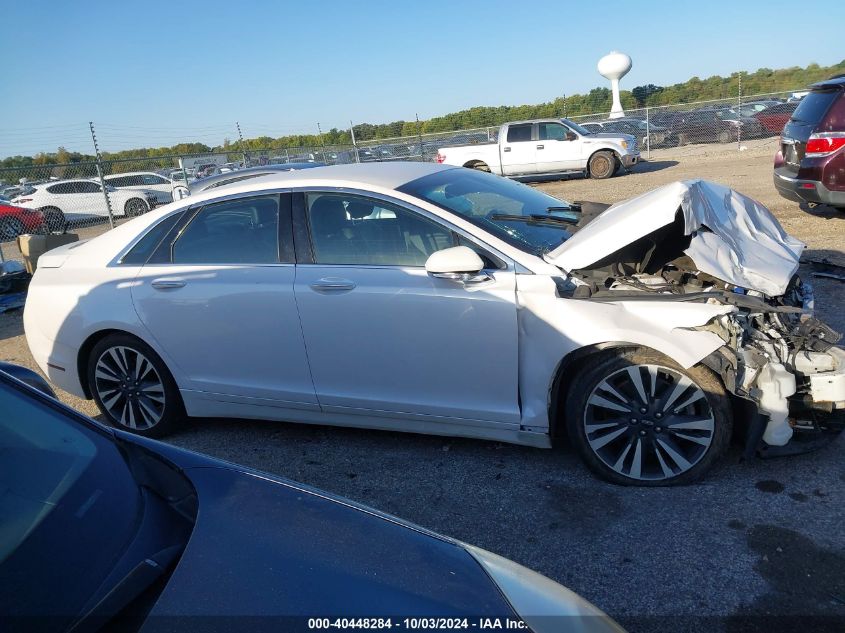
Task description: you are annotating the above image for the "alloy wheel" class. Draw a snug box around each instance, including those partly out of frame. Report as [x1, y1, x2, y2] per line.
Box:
[583, 364, 715, 482]
[94, 345, 166, 430]
[126, 199, 147, 217]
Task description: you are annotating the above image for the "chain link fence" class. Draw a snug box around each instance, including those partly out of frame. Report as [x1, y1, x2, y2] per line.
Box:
[0, 88, 806, 266]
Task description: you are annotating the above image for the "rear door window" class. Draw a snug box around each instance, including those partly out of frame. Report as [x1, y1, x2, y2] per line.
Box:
[506, 124, 533, 143]
[172, 195, 280, 264]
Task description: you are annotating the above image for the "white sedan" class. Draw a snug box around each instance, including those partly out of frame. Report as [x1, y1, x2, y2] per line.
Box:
[23, 163, 845, 485]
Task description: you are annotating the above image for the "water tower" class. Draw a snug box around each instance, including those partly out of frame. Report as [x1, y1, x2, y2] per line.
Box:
[597, 51, 632, 119]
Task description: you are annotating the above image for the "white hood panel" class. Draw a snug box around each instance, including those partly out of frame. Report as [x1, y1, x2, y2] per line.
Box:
[547, 180, 805, 296]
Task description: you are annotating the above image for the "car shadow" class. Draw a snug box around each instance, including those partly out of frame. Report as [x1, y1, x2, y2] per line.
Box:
[799, 202, 845, 219]
[633, 159, 679, 174]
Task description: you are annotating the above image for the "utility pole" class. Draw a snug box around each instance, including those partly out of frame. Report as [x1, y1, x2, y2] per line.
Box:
[89, 121, 115, 229]
[350, 121, 360, 163]
[236, 122, 248, 167]
[562, 93, 567, 118]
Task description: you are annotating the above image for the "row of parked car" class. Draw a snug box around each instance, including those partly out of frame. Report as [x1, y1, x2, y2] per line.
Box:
[579, 99, 799, 148]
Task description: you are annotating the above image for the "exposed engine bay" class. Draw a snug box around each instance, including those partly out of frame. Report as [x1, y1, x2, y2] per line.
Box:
[549, 180, 845, 454]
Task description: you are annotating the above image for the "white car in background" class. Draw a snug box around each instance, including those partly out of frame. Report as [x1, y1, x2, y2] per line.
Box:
[103, 171, 181, 205]
[12, 178, 158, 223]
[22, 163, 845, 486]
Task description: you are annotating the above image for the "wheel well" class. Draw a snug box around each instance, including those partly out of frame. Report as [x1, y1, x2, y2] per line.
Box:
[463, 160, 488, 169]
[548, 343, 641, 441]
[77, 329, 133, 398]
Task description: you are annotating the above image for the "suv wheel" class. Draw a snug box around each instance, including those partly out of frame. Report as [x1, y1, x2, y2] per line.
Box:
[565, 349, 732, 486]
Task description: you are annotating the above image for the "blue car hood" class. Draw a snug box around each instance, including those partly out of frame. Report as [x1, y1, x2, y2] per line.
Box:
[139, 462, 514, 625]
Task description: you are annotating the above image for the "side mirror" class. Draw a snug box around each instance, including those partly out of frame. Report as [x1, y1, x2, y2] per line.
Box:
[425, 246, 491, 285]
[565, 132, 577, 141]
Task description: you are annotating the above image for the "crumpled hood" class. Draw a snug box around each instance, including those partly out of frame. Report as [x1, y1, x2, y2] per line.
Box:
[545, 179, 805, 296]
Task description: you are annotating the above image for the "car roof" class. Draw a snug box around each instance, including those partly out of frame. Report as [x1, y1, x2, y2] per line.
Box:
[40, 178, 98, 185]
[198, 162, 459, 194]
[104, 171, 160, 178]
[810, 76, 845, 90]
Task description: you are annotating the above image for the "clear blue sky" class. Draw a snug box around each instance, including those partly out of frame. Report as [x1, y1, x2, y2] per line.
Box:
[1, 0, 843, 156]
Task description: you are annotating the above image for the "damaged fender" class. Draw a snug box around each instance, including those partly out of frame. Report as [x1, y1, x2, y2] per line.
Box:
[515, 275, 735, 432]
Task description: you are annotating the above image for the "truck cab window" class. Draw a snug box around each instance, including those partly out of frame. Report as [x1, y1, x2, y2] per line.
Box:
[506, 124, 533, 143]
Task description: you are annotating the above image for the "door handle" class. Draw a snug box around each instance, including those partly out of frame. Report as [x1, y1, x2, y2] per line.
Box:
[310, 278, 356, 292]
[503, 147, 511, 152]
[151, 278, 186, 290]
[537, 144, 544, 149]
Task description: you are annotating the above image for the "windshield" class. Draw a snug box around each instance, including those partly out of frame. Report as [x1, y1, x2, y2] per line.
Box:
[398, 168, 576, 255]
[0, 377, 141, 627]
[561, 118, 595, 136]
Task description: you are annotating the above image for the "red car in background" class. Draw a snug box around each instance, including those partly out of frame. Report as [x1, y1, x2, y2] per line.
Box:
[0, 203, 45, 241]
[754, 102, 798, 135]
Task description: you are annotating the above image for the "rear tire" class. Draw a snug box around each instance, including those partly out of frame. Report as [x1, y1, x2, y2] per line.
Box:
[564, 348, 732, 486]
[467, 161, 491, 173]
[588, 151, 616, 179]
[40, 207, 66, 233]
[87, 333, 184, 438]
[717, 129, 733, 144]
[125, 198, 149, 217]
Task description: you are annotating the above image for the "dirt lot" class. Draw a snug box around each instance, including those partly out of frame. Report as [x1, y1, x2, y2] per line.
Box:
[1, 145, 844, 632]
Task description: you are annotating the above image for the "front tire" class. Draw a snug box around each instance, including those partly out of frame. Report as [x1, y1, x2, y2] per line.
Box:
[588, 151, 616, 179]
[717, 129, 733, 144]
[565, 349, 732, 486]
[87, 333, 183, 437]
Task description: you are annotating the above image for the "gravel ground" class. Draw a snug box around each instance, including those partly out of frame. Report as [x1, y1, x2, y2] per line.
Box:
[1, 144, 844, 632]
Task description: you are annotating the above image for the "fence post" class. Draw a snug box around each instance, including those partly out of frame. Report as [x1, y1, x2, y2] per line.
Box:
[89, 121, 116, 230]
[737, 73, 743, 150]
[236, 122, 249, 167]
[645, 106, 651, 159]
[416, 113, 424, 161]
[350, 121, 360, 163]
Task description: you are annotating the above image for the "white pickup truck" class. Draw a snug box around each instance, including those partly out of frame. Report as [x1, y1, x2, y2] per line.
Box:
[436, 118, 640, 179]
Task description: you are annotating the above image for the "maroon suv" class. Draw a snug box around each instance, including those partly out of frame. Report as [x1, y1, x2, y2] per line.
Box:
[774, 76, 845, 210]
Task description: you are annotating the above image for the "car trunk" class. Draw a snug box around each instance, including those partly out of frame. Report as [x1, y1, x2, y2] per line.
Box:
[780, 88, 840, 175]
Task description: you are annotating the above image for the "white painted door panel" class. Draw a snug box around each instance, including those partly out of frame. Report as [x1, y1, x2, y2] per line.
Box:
[131, 264, 318, 408]
[294, 265, 521, 424]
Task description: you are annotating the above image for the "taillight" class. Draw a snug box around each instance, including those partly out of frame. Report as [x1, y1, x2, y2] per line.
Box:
[805, 133, 845, 158]
[436, 152, 446, 164]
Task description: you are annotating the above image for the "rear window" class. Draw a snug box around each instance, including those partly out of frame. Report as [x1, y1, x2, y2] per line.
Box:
[506, 124, 532, 142]
[791, 90, 838, 125]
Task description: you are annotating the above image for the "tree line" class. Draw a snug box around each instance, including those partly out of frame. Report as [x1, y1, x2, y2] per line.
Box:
[3, 59, 843, 171]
